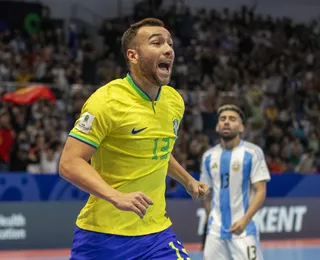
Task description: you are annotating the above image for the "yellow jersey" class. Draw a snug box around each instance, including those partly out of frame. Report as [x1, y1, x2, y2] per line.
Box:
[69, 73, 185, 236]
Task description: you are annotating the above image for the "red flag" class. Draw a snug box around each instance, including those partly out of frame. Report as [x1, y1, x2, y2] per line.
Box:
[2, 85, 56, 105]
[0, 128, 14, 163]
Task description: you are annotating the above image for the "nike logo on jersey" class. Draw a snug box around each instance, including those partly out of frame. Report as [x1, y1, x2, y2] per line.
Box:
[132, 127, 148, 134]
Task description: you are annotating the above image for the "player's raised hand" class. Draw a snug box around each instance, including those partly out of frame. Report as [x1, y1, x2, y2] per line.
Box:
[186, 180, 210, 200]
[112, 192, 153, 219]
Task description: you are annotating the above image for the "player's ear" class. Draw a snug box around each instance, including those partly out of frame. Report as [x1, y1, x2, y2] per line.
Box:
[239, 123, 244, 133]
[127, 49, 138, 65]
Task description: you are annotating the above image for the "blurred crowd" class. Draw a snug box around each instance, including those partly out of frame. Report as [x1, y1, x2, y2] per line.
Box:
[1, 1, 320, 175]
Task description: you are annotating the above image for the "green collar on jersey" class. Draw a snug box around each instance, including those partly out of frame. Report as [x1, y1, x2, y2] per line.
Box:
[126, 73, 161, 102]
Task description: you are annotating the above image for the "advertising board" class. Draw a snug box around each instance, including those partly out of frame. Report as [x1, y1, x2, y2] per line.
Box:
[0, 198, 319, 249]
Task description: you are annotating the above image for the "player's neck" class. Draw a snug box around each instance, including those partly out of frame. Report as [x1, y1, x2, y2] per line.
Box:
[221, 137, 241, 150]
[129, 70, 160, 101]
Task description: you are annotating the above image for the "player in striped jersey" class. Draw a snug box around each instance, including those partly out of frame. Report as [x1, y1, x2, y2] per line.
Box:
[201, 104, 270, 260]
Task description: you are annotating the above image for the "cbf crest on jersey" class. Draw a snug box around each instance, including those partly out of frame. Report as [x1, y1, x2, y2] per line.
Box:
[173, 119, 179, 135]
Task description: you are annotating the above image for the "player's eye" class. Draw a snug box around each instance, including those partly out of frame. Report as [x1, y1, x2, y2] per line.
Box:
[152, 41, 160, 46]
[168, 42, 173, 47]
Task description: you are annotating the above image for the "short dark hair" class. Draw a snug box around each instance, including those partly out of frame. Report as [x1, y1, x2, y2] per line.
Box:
[121, 18, 165, 66]
[218, 104, 245, 122]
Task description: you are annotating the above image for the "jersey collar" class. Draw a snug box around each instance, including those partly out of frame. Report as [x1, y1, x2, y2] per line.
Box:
[126, 73, 161, 102]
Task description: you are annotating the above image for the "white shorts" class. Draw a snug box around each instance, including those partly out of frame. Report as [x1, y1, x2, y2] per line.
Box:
[203, 234, 264, 260]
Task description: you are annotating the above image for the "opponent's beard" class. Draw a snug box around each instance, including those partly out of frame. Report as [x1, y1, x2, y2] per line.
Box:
[219, 132, 239, 142]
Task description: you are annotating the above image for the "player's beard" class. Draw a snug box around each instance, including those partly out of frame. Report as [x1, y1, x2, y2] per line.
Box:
[218, 131, 239, 142]
[138, 50, 170, 86]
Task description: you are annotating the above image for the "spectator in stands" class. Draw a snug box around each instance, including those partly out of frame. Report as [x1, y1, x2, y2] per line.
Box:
[81, 41, 98, 85]
[9, 131, 30, 172]
[0, 110, 14, 171]
[26, 134, 45, 173]
[40, 144, 60, 174]
[295, 149, 316, 174]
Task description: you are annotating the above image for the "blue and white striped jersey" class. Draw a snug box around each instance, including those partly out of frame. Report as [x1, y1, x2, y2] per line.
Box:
[200, 140, 270, 239]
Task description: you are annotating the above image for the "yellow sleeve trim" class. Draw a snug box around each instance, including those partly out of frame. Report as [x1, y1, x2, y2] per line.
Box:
[69, 132, 99, 149]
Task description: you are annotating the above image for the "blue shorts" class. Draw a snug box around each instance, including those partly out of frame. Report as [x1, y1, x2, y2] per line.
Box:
[70, 226, 190, 260]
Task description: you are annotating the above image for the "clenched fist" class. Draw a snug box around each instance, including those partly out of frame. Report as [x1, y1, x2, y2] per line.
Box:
[111, 192, 153, 219]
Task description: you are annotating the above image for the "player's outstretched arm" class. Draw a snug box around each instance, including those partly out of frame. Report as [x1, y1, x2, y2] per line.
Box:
[168, 154, 210, 199]
[59, 137, 153, 219]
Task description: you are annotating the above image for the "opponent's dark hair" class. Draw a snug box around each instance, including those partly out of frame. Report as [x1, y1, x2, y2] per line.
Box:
[218, 104, 245, 122]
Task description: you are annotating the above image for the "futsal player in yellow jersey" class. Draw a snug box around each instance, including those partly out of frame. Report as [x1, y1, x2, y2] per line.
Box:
[59, 18, 209, 260]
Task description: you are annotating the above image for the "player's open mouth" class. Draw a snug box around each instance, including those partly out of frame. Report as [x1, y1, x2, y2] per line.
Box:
[157, 61, 171, 73]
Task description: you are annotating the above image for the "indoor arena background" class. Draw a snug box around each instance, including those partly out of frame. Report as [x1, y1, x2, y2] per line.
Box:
[1, 0, 320, 259]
